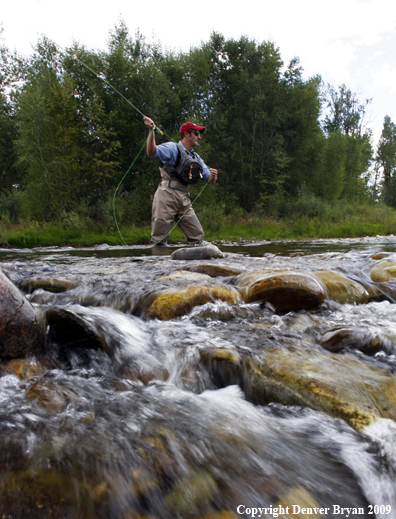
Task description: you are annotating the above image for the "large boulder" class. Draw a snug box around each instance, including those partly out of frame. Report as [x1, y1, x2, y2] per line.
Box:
[312, 270, 369, 305]
[0, 269, 45, 359]
[236, 270, 326, 311]
[243, 344, 396, 429]
[137, 283, 242, 320]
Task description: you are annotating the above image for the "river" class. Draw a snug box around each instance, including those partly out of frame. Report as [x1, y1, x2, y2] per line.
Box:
[1, 237, 396, 519]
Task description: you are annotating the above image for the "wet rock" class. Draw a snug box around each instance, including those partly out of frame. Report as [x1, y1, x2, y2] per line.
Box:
[236, 270, 325, 311]
[27, 288, 59, 304]
[0, 269, 45, 359]
[1, 357, 50, 379]
[46, 306, 106, 352]
[138, 284, 242, 320]
[276, 486, 323, 518]
[0, 469, 93, 518]
[156, 270, 211, 282]
[370, 253, 389, 260]
[243, 345, 396, 429]
[26, 379, 78, 412]
[200, 348, 242, 388]
[370, 259, 396, 282]
[165, 470, 218, 517]
[171, 244, 224, 261]
[320, 327, 393, 355]
[312, 270, 368, 304]
[184, 263, 246, 278]
[19, 276, 78, 294]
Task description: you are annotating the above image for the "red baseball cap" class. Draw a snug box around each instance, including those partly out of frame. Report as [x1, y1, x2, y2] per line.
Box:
[179, 122, 206, 135]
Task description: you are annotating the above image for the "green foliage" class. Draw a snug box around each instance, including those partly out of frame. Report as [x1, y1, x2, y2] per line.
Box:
[0, 189, 22, 222]
[313, 131, 346, 201]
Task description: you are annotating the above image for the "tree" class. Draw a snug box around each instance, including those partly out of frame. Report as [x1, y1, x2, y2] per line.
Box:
[323, 83, 371, 137]
[311, 131, 346, 201]
[203, 34, 290, 211]
[322, 83, 373, 200]
[376, 115, 396, 206]
[0, 27, 24, 195]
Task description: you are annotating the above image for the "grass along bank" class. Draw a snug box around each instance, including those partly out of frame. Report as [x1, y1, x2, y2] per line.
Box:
[2, 203, 396, 248]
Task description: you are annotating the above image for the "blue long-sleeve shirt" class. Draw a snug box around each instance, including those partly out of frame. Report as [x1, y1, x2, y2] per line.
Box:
[151, 141, 210, 182]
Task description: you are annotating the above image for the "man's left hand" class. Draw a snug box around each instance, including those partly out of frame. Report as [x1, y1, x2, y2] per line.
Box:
[208, 168, 218, 184]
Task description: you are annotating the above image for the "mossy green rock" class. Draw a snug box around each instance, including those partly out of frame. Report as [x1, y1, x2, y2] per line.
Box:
[312, 270, 368, 304]
[165, 470, 218, 516]
[140, 284, 242, 320]
[236, 270, 325, 311]
[370, 259, 396, 282]
[243, 345, 396, 429]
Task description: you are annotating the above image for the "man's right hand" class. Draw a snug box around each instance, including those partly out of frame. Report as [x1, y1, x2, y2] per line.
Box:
[143, 115, 155, 130]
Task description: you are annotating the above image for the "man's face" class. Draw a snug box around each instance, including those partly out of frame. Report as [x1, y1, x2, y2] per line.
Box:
[184, 129, 201, 148]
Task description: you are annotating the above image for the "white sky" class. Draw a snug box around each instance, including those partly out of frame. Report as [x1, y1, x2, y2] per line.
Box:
[1, 0, 396, 147]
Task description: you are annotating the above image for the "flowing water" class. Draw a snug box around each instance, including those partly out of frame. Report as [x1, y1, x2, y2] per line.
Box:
[1, 237, 396, 518]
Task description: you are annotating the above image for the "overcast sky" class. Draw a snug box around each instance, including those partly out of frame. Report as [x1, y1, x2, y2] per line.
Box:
[2, 0, 396, 146]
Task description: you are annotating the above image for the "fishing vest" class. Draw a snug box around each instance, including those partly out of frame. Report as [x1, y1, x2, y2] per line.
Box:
[162, 144, 203, 185]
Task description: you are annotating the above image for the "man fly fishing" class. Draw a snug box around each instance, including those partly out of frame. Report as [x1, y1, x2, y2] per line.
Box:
[143, 116, 218, 246]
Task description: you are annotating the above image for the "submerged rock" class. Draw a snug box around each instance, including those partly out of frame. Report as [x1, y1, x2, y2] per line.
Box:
[0, 470, 93, 518]
[312, 270, 368, 305]
[243, 344, 396, 429]
[276, 487, 322, 519]
[165, 470, 218, 516]
[184, 263, 246, 278]
[171, 244, 224, 261]
[137, 283, 242, 320]
[19, 276, 78, 294]
[320, 327, 394, 355]
[1, 357, 50, 379]
[156, 270, 212, 282]
[26, 379, 78, 412]
[236, 269, 326, 311]
[0, 269, 45, 359]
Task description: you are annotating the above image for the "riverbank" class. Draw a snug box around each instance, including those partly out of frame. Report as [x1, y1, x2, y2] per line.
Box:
[2, 207, 396, 248]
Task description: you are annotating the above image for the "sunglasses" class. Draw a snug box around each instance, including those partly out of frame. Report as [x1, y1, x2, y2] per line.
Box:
[189, 130, 201, 136]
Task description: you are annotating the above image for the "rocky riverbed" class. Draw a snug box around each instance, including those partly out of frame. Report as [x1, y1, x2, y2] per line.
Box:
[1, 238, 396, 518]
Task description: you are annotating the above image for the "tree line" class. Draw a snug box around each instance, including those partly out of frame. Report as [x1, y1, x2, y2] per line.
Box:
[1, 22, 396, 226]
